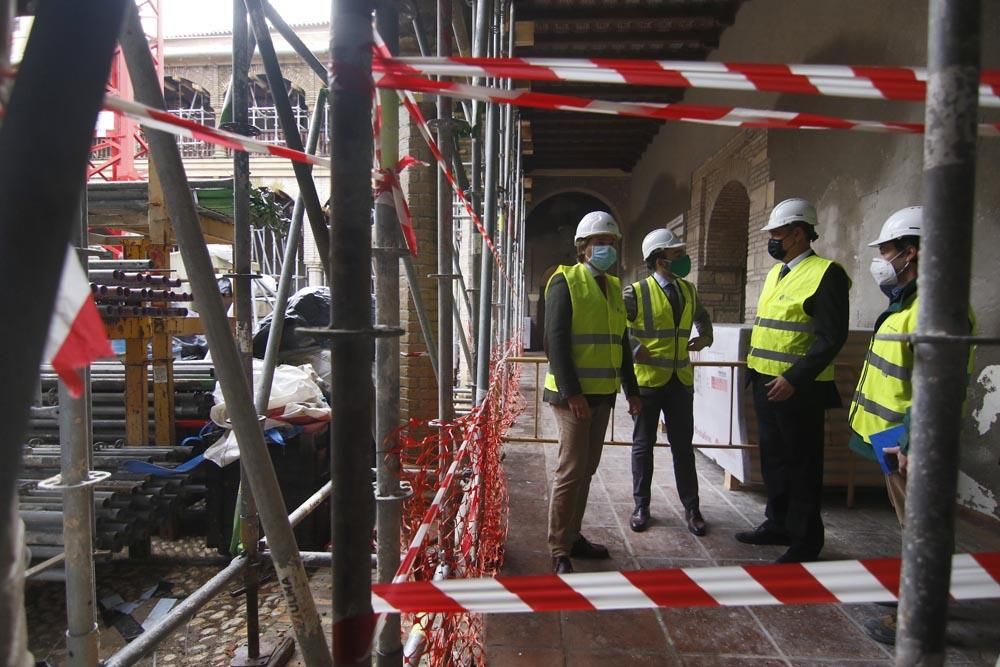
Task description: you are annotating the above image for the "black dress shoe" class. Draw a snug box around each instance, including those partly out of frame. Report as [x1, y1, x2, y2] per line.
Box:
[774, 547, 819, 564]
[686, 509, 707, 537]
[570, 535, 610, 559]
[552, 556, 573, 574]
[630, 507, 650, 532]
[863, 615, 897, 645]
[734, 523, 791, 546]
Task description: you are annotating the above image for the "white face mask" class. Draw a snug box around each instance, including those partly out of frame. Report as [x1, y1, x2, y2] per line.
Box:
[869, 250, 905, 287]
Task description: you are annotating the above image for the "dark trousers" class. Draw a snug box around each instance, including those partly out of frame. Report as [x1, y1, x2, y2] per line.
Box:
[752, 374, 826, 555]
[631, 377, 699, 512]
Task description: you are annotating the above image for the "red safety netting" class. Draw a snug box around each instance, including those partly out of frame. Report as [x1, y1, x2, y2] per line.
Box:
[390, 342, 524, 665]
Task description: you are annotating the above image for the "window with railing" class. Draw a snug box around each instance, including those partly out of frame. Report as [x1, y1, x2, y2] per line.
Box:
[247, 74, 309, 147]
[165, 76, 216, 158]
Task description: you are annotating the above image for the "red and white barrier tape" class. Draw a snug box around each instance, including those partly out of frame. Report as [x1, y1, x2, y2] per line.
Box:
[375, 72, 1000, 137]
[375, 56, 1000, 108]
[372, 552, 1000, 614]
[373, 89, 424, 256]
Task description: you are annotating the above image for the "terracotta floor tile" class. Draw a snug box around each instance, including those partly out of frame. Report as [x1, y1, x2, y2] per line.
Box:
[752, 605, 888, 660]
[485, 611, 563, 649]
[679, 656, 788, 666]
[661, 606, 776, 655]
[484, 646, 565, 665]
[561, 609, 669, 653]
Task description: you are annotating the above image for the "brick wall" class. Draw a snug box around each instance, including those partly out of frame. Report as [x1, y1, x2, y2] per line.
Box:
[687, 129, 772, 324]
[398, 101, 440, 425]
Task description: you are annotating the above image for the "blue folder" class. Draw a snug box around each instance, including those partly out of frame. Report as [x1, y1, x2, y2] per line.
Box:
[870, 425, 906, 475]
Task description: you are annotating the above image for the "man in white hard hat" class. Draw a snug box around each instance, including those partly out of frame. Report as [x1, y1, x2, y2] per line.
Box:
[625, 228, 713, 535]
[543, 210, 641, 574]
[848, 206, 974, 644]
[738, 198, 851, 563]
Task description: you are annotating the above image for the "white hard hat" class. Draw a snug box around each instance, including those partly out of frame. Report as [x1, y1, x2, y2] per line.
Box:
[761, 197, 818, 231]
[641, 228, 685, 261]
[575, 211, 622, 242]
[868, 206, 923, 247]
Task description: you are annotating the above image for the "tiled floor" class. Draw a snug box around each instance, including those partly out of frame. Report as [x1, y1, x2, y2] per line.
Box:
[484, 363, 1000, 666]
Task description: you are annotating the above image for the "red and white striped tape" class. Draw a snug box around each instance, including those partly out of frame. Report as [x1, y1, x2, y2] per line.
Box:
[102, 95, 332, 167]
[373, 36, 512, 287]
[372, 552, 1000, 614]
[375, 56, 1000, 108]
[375, 72, 1000, 137]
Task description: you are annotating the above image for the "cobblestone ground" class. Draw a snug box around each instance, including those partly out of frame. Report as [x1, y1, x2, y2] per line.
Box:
[26, 537, 334, 666]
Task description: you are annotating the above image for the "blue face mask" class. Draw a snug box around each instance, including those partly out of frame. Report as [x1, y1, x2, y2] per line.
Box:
[588, 245, 617, 273]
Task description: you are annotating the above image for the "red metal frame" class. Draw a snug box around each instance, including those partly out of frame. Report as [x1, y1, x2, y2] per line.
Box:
[89, 0, 163, 181]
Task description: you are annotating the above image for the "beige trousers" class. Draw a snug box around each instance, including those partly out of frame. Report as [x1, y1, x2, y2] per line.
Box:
[548, 402, 612, 557]
[885, 472, 907, 527]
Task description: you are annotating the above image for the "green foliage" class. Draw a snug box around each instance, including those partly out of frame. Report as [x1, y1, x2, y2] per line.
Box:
[249, 185, 291, 239]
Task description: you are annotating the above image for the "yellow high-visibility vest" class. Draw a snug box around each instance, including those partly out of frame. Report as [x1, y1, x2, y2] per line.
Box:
[544, 263, 626, 396]
[628, 275, 696, 387]
[747, 254, 841, 381]
[850, 294, 976, 442]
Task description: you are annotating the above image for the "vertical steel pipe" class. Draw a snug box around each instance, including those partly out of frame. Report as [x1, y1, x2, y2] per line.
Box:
[468, 0, 492, 383]
[244, 0, 331, 278]
[373, 2, 403, 664]
[61, 187, 99, 667]
[119, 6, 331, 664]
[474, 102, 499, 405]
[897, 2, 981, 665]
[328, 0, 376, 662]
[231, 1, 261, 658]
[437, 0, 456, 424]
[0, 2, 125, 662]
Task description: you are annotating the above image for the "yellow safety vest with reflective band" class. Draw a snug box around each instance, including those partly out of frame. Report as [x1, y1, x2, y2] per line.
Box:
[543, 264, 626, 396]
[628, 275, 696, 387]
[747, 255, 840, 382]
[849, 295, 977, 443]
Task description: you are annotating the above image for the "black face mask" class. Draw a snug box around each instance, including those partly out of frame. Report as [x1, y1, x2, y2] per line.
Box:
[767, 237, 788, 261]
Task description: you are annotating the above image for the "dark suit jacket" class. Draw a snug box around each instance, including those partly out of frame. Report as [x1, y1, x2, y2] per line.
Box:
[543, 270, 639, 406]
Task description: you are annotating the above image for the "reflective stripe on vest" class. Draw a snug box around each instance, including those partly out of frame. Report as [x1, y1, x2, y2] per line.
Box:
[543, 263, 626, 396]
[747, 255, 839, 381]
[850, 294, 978, 443]
[628, 275, 696, 387]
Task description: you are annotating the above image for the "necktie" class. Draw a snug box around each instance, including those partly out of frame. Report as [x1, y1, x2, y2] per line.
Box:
[595, 274, 607, 296]
[778, 264, 790, 280]
[665, 283, 680, 325]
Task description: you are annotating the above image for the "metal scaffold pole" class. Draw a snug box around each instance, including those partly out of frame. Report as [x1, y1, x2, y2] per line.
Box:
[245, 0, 331, 281]
[0, 1, 126, 664]
[474, 41, 499, 406]
[897, 1, 981, 665]
[437, 0, 456, 425]
[119, 4, 332, 664]
[327, 0, 375, 662]
[231, 2, 262, 660]
[61, 187, 100, 667]
[373, 2, 404, 664]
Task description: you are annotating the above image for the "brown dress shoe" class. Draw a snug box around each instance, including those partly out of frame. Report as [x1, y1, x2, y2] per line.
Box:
[686, 509, 707, 536]
[552, 556, 573, 574]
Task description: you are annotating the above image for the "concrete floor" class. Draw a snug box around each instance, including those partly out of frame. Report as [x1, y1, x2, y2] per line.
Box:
[484, 364, 1000, 666]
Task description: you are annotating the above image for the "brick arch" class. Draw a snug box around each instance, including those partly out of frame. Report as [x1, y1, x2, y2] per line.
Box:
[701, 181, 750, 323]
[527, 188, 623, 229]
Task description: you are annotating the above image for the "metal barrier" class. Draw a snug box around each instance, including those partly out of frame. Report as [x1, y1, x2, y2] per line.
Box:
[503, 355, 758, 451]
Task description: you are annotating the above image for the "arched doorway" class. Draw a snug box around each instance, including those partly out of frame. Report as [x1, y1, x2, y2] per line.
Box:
[525, 192, 611, 350]
[701, 181, 750, 323]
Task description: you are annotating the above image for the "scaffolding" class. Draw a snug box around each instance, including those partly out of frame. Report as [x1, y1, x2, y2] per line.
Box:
[0, 0, 990, 666]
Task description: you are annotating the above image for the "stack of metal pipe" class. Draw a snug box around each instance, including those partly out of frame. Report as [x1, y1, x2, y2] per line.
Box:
[18, 445, 207, 558]
[29, 361, 217, 443]
[89, 264, 189, 319]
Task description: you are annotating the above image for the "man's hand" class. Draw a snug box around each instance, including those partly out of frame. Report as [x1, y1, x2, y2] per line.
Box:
[567, 394, 591, 420]
[765, 375, 796, 401]
[627, 395, 642, 417]
[633, 345, 653, 364]
[687, 336, 710, 352]
[884, 446, 908, 475]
